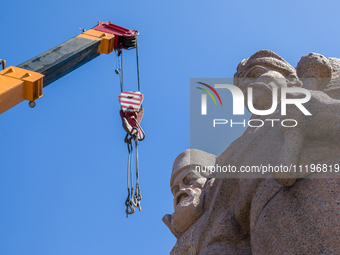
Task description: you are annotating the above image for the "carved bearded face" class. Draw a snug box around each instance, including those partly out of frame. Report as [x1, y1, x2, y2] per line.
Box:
[163, 149, 216, 239]
[169, 168, 207, 234]
[238, 66, 288, 111]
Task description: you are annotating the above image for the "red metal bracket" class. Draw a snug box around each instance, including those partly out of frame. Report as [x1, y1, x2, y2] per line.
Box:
[94, 21, 138, 51]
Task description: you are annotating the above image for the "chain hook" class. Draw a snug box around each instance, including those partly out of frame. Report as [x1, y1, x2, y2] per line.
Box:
[125, 188, 134, 217]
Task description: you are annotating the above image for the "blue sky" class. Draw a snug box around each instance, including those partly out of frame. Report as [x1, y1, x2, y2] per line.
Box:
[1, 0, 340, 254]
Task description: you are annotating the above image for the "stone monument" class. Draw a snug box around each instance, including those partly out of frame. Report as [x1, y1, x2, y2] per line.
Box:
[164, 50, 340, 254]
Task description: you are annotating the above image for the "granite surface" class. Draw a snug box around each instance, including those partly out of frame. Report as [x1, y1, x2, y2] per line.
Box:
[164, 50, 340, 254]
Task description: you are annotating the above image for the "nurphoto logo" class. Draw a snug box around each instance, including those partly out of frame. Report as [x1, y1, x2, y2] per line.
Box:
[197, 82, 312, 128]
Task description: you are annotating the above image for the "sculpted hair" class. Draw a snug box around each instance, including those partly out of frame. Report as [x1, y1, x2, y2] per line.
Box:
[234, 49, 302, 88]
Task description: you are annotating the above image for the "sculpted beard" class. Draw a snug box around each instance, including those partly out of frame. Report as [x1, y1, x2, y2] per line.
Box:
[171, 187, 206, 233]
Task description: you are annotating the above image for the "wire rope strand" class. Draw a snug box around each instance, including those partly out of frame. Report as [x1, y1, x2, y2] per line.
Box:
[126, 141, 131, 190]
[129, 140, 134, 199]
[136, 39, 141, 91]
[135, 139, 139, 186]
[121, 50, 123, 92]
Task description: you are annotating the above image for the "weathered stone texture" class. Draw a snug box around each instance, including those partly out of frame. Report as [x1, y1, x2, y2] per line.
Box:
[164, 50, 340, 254]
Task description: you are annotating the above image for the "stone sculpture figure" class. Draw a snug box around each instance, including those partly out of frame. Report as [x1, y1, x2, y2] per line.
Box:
[162, 149, 217, 254]
[164, 50, 340, 254]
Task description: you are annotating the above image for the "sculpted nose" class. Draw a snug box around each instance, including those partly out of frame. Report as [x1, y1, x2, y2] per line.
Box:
[179, 182, 186, 190]
[179, 182, 190, 190]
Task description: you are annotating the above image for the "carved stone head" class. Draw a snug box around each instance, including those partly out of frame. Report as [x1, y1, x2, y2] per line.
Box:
[162, 149, 216, 238]
[296, 52, 333, 91]
[234, 50, 302, 111]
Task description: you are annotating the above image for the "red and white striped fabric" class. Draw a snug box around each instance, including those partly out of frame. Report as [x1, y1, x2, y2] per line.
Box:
[118, 91, 143, 112]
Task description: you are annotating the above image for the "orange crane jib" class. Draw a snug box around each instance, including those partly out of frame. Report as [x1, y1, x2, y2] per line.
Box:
[0, 21, 138, 114]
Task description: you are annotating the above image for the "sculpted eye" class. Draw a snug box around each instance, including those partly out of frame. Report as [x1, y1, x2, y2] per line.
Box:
[183, 173, 195, 185]
[246, 66, 268, 79]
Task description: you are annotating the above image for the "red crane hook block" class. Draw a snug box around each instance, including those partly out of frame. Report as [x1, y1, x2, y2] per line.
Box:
[119, 91, 145, 140]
